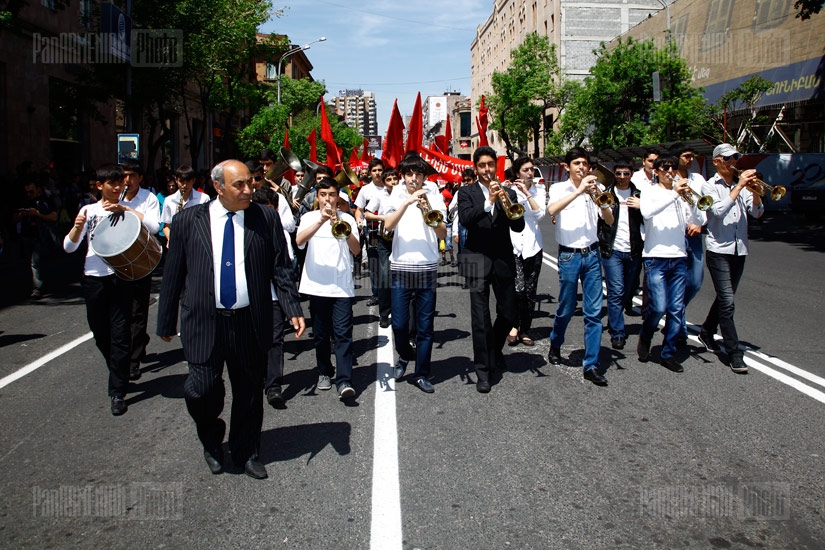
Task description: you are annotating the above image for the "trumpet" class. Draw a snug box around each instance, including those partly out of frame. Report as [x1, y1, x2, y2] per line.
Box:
[674, 175, 713, 211]
[733, 168, 786, 200]
[329, 209, 351, 240]
[493, 181, 525, 220]
[416, 194, 444, 227]
[579, 168, 614, 209]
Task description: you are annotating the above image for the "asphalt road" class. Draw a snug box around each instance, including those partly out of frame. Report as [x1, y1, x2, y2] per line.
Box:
[1, 211, 824, 549]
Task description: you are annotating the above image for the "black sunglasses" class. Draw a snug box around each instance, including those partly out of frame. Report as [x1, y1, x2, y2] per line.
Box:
[614, 171, 632, 176]
[658, 164, 678, 171]
[722, 154, 741, 161]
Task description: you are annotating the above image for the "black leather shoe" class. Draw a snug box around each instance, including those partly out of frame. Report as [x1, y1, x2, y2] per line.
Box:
[243, 458, 268, 479]
[203, 448, 223, 474]
[476, 378, 491, 393]
[409, 376, 435, 393]
[611, 336, 626, 350]
[624, 308, 641, 317]
[698, 331, 721, 353]
[547, 347, 562, 366]
[583, 369, 608, 386]
[266, 385, 284, 407]
[366, 296, 379, 307]
[637, 339, 651, 362]
[110, 396, 127, 416]
[661, 357, 684, 373]
[379, 316, 390, 328]
[129, 365, 141, 380]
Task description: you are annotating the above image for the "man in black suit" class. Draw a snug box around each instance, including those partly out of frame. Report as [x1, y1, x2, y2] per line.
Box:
[157, 160, 305, 479]
[457, 146, 525, 393]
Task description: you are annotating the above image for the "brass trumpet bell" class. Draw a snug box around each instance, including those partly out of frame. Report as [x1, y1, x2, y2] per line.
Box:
[330, 210, 352, 240]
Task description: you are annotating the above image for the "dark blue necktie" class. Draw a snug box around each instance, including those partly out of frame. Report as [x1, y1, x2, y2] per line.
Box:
[220, 212, 236, 309]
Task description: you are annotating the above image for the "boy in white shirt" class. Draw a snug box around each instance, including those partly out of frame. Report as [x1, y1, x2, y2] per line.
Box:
[382, 155, 447, 393]
[160, 165, 210, 242]
[295, 178, 361, 400]
[64, 164, 147, 416]
[364, 168, 400, 328]
[637, 155, 691, 372]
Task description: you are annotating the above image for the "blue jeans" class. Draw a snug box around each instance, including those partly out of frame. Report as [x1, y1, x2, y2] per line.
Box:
[550, 249, 603, 372]
[391, 269, 436, 377]
[310, 295, 354, 388]
[681, 233, 705, 337]
[640, 257, 687, 359]
[601, 250, 640, 339]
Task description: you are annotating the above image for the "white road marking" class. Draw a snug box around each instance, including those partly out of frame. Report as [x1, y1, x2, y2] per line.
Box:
[0, 332, 94, 390]
[370, 322, 403, 549]
[541, 252, 825, 404]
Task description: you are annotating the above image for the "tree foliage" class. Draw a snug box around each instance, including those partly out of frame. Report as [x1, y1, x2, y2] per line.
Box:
[712, 75, 776, 152]
[793, 0, 823, 19]
[487, 32, 560, 160]
[550, 37, 714, 154]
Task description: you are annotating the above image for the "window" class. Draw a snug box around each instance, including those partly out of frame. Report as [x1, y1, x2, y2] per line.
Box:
[701, 0, 733, 52]
[753, 0, 789, 30]
[459, 112, 471, 137]
[265, 62, 278, 80]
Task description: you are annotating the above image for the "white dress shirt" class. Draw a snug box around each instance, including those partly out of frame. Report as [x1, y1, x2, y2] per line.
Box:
[121, 187, 161, 235]
[210, 200, 249, 309]
[510, 184, 546, 259]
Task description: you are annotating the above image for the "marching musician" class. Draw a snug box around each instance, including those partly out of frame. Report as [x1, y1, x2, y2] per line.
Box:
[364, 168, 401, 328]
[160, 165, 210, 243]
[353, 158, 386, 308]
[698, 144, 763, 374]
[382, 154, 447, 394]
[120, 160, 161, 382]
[63, 164, 138, 416]
[295, 177, 360, 400]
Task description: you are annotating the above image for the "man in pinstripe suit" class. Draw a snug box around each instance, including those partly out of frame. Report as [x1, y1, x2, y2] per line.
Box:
[158, 160, 305, 479]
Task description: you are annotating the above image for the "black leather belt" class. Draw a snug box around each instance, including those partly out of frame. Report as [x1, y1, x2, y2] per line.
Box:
[559, 243, 599, 255]
[216, 306, 250, 317]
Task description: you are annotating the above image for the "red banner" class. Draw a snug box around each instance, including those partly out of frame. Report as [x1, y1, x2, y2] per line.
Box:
[417, 146, 474, 183]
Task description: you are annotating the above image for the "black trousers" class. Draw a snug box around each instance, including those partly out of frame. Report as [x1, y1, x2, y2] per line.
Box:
[703, 251, 747, 357]
[265, 301, 287, 390]
[82, 275, 134, 398]
[129, 275, 152, 369]
[468, 269, 517, 376]
[184, 308, 265, 464]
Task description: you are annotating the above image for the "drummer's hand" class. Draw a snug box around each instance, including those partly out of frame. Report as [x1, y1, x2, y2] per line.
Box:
[291, 316, 306, 338]
[73, 211, 87, 230]
[160, 335, 174, 342]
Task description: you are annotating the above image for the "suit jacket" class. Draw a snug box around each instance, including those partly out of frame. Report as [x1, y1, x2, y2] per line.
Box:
[157, 201, 302, 364]
[457, 182, 525, 280]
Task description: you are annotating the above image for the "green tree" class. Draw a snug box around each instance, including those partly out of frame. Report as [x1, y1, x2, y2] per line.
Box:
[713, 75, 775, 152]
[793, 0, 823, 19]
[555, 37, 713, 152]
[486, 32, 560, 160]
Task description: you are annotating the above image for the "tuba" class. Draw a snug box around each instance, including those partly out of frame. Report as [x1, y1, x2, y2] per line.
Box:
[334, 162, 360, 190]
[494, 181, 525, 220]
[265, 147, 303, 203]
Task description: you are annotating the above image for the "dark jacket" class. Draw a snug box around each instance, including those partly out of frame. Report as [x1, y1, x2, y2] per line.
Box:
[597, 183, 644, 258]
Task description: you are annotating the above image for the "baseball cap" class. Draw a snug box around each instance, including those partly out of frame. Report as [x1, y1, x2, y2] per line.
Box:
[713, 143, 739, 158]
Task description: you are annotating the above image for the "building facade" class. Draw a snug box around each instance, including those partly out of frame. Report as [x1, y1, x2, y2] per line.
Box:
[470, 0, 667, 156]
[331, 90, 378, 137]
[422, 92, 474, 160]
[617, 0, 824, 152]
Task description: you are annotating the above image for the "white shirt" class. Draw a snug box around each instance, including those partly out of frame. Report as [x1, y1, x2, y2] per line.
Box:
[702, 173, 764, 255]
[640, 183, 689, 258]
[510, 184, 546, 259]
[63, 202, 116, 277]
[354, 182, 386, 213]
[121, 187, 161, 235]
[386, 189, 446, 271]
[548, 180, 600, 248]
[209, 201, 249, 309]
[674, 171, 708, 227]
[613, 187, 633, 253]
[160, 189, 210, 224]
[631, 168, 655, 188]
[276, 194, 295, 260]
[365, 185, 395, 215]
[297, 210, 357, 298]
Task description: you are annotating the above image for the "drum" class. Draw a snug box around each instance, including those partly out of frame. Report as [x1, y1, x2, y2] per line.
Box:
[90, 210, 162, 280]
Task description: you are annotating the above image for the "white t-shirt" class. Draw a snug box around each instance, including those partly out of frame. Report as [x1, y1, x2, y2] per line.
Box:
[160, 189, 210, 224]
[675, 171, 708, 227]
[121, 187, 161, 235]
[297, 210, 357, 298]
[62, 202, 116, 277]
[631, 168, 655, 188]
[548, 180, 600, 248]
[354, 182, 386, 213]
[386, 189, 446, 271]
[640, 184, 689, 258]
[613, 187, 633, 253]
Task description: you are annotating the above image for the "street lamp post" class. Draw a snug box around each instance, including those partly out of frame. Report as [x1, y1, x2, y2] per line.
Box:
[276, 36, 326, 104]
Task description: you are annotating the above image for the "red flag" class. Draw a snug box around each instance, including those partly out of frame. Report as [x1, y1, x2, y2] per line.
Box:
[319, 97, 341, 169]
[477, 94, 489, 146]
[445, 114, 452, 143]
[433, 136, 448, 153]
[382, 99, 405, 170]
[361, 138, 370, 162]
[349, 146, 358, 165]
[405, 92, 423, 153]
[282, 130, 294, 184]
[307, 128, 318, 163]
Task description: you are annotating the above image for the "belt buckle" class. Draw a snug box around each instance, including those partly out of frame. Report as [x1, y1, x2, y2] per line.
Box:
[217, 308, 234, 317]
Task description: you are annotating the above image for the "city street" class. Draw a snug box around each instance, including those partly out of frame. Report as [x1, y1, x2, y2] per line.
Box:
[1, 212, 824, 549]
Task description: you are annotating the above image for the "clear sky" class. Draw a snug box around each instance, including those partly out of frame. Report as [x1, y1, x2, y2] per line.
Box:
[259, 0, 492, 136]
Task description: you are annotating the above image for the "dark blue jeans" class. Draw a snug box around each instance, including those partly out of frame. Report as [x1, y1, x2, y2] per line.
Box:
[310, 295, 354, 388]
[391, 269, 436, 377]
[601, 249, 640, 339]
[682, 233, 705, 337]
[640, 257, 687, 360]
[702, 251, 746, 357]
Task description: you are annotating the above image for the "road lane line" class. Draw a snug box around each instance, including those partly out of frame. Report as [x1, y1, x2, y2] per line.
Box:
[0, 332, 94, 390]
[540, 253, 825, 404]
[370, 323, 403, 549]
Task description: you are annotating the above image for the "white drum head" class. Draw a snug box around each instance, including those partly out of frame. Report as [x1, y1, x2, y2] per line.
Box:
[90, 210, 141, 257]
